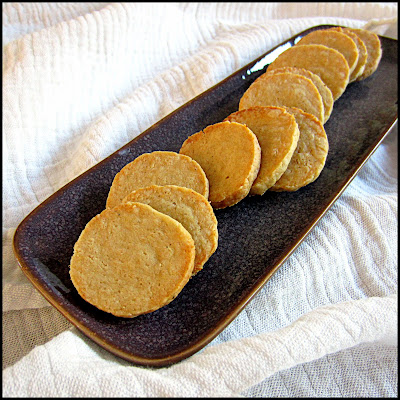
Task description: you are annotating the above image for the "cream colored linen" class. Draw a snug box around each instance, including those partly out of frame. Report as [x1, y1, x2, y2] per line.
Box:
[2, 2, 397, 397]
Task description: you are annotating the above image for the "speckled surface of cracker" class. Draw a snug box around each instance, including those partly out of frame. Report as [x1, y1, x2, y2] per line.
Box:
[343, 27, 382, 80]
[122, 185, 218, 275]
[328, 27, 368, 81]
[239, 72, 324, 124]
[296, 29, 359, 76]
[267, 44, 350, 100]
[271, 107, 329, 192]
[264, 67, 334, 123]
[179, 121, 261, 209]
[224, 106, 300, 195]
[69, 202, 195, 318]
[106, 151, 209, 209]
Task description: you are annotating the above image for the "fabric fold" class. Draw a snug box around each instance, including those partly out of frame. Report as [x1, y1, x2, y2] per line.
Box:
[3, 2, 398, 397]
[3, 295, 397, 397]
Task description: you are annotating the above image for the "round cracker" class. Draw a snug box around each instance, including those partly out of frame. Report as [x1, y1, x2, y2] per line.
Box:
[70, 202, 195, 318]
[106, 151, 209, 209]
[296, 29, 359, 76]
[264, 67, 334, 123]
[343, 28, 382, 80]
[328, 27, 368, 82]
[267, 44, 350, 100]
[270, 107, 329, 192]
[224, 106, 300, 195]
[122, 185, 218, 275]
[179, 121, 261, 209]
[239, 72, 324, 124]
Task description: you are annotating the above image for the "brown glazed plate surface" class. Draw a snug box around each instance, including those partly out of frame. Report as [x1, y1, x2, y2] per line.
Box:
[13, 25, 398, 367]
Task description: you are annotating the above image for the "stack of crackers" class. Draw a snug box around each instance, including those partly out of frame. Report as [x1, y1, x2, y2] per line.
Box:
[69, 27, 382, 318]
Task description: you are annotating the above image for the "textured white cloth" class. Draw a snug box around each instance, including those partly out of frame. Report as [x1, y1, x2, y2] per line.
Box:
[2, 2, 398, 397]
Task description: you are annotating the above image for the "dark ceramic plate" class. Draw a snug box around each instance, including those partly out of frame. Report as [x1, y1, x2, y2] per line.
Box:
[13, 25, 398, 367]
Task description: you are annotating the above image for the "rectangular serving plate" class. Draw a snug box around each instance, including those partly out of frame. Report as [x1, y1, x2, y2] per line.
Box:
[13, 25, 398, 367]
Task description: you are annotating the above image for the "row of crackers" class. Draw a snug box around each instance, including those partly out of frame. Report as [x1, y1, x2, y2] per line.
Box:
[68, 27, 382, 318]
[179, 27, 382, 207]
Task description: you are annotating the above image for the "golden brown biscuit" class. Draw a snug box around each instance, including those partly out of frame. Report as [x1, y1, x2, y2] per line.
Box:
[267, 44, 350, 100]
[224, 106, 300, 195]
[264, 67, 334, 123]
[328, 27, 368, 82]
[239, 72, 325, 124]
[122, 185, 218, 275]
[179, 121, 261, 209]
[70, 202, 195, 318]
[296, 29, 359, 76]
[343, 28, 382, 80]
[106, 151, 209, 209]
[270, 107, 329, 192]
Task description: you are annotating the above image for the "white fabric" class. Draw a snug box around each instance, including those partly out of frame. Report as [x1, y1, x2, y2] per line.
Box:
[2, 2, 398, 397]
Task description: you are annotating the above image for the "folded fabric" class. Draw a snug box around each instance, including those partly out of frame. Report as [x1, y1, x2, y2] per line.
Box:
[3, 294, 397, 397]
[2, 2, 398, 397]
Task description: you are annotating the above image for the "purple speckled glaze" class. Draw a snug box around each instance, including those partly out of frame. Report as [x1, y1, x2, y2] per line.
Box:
[14, 26, 398, 367]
